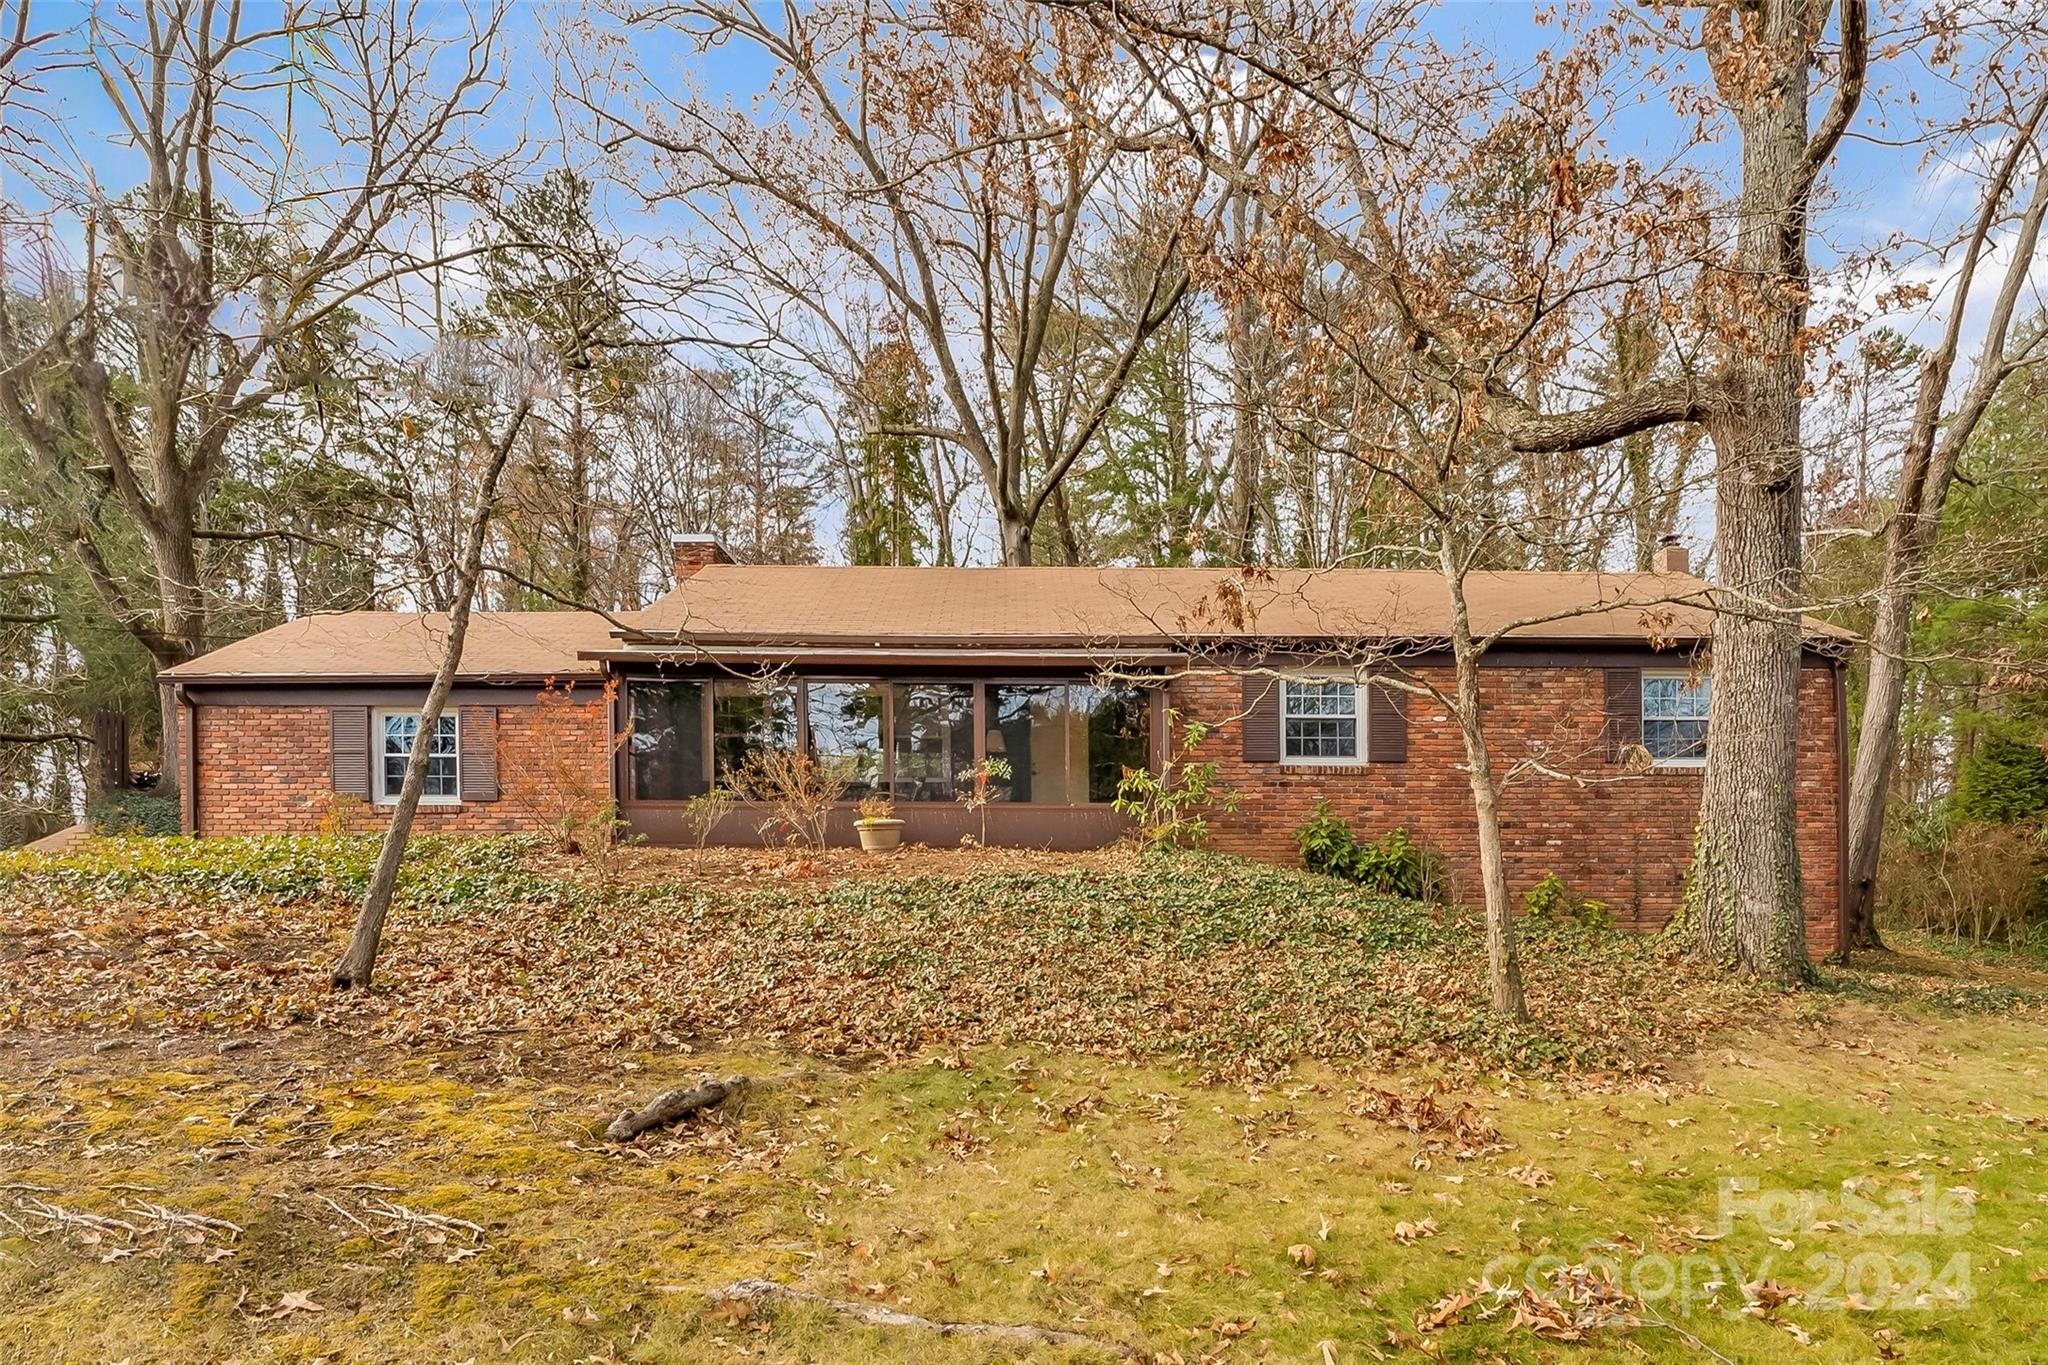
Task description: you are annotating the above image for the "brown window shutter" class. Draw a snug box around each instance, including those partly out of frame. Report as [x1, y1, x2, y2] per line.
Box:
[1367, 681, 1408, 762]
[330, 706, 370, 796]
[1241, 675, 1281, 762]
[1604, 668, 1642, 761]
[459, 705, 499, 802]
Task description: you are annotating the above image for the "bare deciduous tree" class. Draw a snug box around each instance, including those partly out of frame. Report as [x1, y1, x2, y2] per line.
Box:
[333, 392, 534, 989]
[0, 0, 512, 751]
[1843, 88, 2048, 953]
[1061, 0, 1869, 984]
[578, 0, 1244, 563]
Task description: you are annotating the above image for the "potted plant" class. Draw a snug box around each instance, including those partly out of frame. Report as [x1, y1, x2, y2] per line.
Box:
[854, 794, 905, 853]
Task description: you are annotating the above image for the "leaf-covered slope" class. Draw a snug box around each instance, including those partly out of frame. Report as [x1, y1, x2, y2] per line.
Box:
[0, 839, 1754, 1074]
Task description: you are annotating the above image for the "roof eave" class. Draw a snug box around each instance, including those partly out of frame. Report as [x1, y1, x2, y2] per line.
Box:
[163, 669, 603, 686]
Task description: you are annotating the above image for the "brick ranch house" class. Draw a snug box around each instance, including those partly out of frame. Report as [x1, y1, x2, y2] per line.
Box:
[161, 536, 1851, 955]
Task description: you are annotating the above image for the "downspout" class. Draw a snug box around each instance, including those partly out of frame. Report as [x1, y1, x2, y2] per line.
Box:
[1833, 659, 1850, 963]
[179, 685, 199, 836]
[1150, 681, 1169, 776]
[608, 666, 625, 810]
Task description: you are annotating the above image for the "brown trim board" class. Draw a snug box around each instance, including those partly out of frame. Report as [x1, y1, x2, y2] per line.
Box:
[184, 683, 561, 707]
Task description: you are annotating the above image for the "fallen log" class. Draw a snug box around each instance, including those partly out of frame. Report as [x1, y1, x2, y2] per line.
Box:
[707, 1278, 1125, 1354]
[605, 1074, 748, 1142]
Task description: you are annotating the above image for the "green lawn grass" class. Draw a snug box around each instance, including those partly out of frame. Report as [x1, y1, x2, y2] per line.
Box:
[1, 838, 2043, 1361]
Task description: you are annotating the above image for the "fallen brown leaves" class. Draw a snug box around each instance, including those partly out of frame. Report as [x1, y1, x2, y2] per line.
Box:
[0, 841, 1761, 1079]
[1348, 1087, 1510, 1166]
[1417, 1263, 1644, 1344]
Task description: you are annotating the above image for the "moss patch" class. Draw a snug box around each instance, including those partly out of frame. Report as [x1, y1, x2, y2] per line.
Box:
[2, 994, 2045, 1361]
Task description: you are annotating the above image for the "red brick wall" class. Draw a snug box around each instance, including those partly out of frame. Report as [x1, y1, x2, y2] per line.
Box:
[185, 699, 611, 836]
[1167, 662, 1844, 957]
[180, 664, 1845, 957]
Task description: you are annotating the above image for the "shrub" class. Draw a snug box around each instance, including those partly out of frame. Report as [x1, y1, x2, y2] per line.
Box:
[1297, 802, 1361, 877]
[855, 795, 897, 824]
[1880, 815, 2047, 946]
[733, 748, 846, 851]
[1293, 803, 1437, 900]
[1522, 872, 1613, 930]
[517, 678, 623, 854]
[1113, 715, 1242, 849]
[955, 756, 1010, 846]
[319, 793, 372, 836]
[86, 786, 182, 837]
[681, 787, 737, 860]
[1954, 733, 2048, 824]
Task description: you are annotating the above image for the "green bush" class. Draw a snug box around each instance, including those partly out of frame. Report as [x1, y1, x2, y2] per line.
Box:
[1295, 802, 1360, 877]
[1293, 803, 1435, 900]
[86, 786, 183, 837]
[1114, 715, 1243, 849]
[1954, 734, 2048, 824]
[1523, 872, 1613, 930]
[0, 833, 564, 911]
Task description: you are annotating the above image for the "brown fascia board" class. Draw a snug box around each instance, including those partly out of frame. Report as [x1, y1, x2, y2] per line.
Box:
[578, 645, 1190, 669]
[604, 628, 1854, 653]
[581, 637, 1848, 672]
[160, 669, 602, 686]
[590, 630, 1692, 653]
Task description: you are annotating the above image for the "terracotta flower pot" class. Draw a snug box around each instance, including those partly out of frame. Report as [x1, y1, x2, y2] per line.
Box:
[856, 818, 905, 853]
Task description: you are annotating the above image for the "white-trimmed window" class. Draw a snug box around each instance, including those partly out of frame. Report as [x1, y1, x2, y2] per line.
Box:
[1282, 678, 1363, 764]
[1642, 672, 1710, 767]
[376, 710, 459, 803]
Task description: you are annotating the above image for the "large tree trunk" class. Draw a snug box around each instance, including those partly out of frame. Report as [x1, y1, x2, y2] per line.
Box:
[568, 392, 593, 603]
[153, 521, 209, 755]
[333, 398, 532, 990]
[1224, 286, 1266, 566]
[998, 513, 1033, 567]
[1841, 354, 1951, 953]
[1679, 0, 1863, 985]
[1685, 413, 1809, 983]
[1842, 585, 1911, 950]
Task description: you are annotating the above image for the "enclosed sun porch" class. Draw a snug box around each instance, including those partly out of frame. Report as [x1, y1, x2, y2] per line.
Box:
[597, 657, 1173, 850]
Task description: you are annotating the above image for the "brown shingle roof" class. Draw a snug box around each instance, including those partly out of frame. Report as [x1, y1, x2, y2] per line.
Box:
[161, 567, 1851, 682]
[629, 565, 1844, 646]
[160, 611, 612, 682]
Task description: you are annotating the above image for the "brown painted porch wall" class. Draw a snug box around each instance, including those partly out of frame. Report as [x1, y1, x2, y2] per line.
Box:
[1167, 663, 1844, 958]
[620, 803, 1128, 851]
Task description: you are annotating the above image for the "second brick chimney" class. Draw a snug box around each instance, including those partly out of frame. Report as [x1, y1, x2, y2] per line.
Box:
[673, 533, 735, 583]
[1652, 537, 1690, 575]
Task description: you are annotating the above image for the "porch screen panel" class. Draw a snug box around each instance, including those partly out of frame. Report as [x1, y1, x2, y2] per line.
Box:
[711, 680, 797, 784]
[806, 683, 884, 798]
[1074, 684, 1151, 803]
[985, 684, 1076, 805]
[891, 684, 974, 801]
[628, 680, 707, 800]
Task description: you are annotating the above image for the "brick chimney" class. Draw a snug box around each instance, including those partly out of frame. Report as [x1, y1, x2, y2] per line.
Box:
[1653, 537, 1690, 575]
[673, 533, 734, 582]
